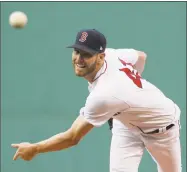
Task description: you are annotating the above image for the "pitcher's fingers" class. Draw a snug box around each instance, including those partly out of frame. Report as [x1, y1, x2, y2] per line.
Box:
[11, 144, 19, 148]
[13, 150, 20, 160]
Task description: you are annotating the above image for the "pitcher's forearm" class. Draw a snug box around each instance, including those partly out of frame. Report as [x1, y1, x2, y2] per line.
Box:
[35, 130, 77, 153]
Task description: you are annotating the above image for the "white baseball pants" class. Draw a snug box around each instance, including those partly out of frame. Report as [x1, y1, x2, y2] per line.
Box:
[110, 120, 182, 172]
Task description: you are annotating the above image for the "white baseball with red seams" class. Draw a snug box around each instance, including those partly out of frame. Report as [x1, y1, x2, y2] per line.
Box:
[80, 48, 182, 172]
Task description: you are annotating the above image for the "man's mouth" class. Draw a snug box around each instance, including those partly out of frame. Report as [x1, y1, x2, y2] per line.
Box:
[76, 64, 86, 68]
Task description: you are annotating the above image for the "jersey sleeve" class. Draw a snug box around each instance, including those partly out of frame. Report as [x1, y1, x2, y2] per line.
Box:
[114, 48, 139, 65]
[79, 94, 128, 127]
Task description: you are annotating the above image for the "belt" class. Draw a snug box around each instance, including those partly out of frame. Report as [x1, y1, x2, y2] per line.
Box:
[137, 124, 175, 134]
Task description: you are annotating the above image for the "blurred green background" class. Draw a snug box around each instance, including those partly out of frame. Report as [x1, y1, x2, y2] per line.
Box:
[1, 2, 186, 172]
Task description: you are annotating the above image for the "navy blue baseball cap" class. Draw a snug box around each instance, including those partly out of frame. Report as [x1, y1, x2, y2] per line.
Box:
[67, 29, 107, 55]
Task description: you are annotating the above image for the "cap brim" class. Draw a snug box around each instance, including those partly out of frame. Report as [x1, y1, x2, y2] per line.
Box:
[67, 44, 98, 55]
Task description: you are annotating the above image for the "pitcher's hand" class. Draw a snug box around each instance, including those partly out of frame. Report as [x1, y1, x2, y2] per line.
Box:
[11, 142, 38, 161]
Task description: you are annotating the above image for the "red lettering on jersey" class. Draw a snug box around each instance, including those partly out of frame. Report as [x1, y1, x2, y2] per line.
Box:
[119, 58, 142, 88]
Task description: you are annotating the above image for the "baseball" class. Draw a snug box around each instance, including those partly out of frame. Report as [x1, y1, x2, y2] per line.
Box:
[9, 11, 28, 28]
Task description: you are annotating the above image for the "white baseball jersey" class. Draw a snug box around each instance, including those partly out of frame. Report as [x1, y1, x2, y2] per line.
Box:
[80, 48, 180, 130]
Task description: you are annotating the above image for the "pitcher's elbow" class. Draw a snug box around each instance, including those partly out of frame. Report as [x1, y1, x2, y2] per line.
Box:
[141, 52, 147, 61]
[71, 138, 80, 146]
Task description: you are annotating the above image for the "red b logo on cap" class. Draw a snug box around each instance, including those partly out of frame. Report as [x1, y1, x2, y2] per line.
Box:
[79, 32, 88, 42]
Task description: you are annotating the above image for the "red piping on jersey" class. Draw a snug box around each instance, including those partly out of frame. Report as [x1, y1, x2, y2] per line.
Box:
[92, 60, 107, 82]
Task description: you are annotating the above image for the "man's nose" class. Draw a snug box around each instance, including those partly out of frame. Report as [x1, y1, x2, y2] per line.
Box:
[77, 55, 84, 63]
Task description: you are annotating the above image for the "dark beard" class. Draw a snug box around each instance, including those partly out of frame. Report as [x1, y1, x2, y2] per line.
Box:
[74, 59, 97, 77]
[84, 60, 97, 76]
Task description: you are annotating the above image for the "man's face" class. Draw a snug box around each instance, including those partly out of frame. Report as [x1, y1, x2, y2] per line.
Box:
[72, 49, 99, 77]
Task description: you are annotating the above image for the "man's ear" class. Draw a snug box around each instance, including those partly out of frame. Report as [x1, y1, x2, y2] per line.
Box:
[99, 53, 105, 61]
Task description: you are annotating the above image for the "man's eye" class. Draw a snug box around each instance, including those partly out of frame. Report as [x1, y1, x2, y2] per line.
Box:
[75, 50, 80, 54]
[83, 54, 92, 58]
[80, 52, 92, 58]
